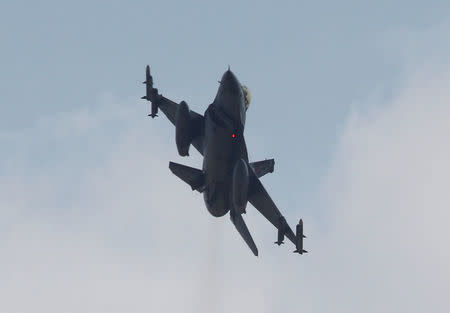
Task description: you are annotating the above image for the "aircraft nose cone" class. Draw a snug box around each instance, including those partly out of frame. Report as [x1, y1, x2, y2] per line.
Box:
[215, 68, 246, 126]
[221, 69, 241, 94]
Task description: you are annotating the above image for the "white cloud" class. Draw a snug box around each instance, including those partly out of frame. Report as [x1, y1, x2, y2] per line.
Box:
[315, 31, 450, 312]
[0, 94, 285, 313]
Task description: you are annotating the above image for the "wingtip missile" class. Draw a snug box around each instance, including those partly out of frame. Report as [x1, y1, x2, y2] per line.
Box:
[142, 65, 159, 118]
[293, 218, 307, 254]
[145, 65, 151, 81]
[142, 65, 153, 85]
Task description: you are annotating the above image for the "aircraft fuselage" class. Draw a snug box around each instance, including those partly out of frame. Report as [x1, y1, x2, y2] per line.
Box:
[202, 70, 248, 217]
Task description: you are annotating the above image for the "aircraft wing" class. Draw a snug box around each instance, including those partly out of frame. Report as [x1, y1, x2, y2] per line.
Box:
[142, 66, 205, 155]
[247, 168, 297, 245]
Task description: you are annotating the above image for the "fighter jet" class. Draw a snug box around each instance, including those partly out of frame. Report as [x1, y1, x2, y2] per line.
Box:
[141, 65, 307, 256]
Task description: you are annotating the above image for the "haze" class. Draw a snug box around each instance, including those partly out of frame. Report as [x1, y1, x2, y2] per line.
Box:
[1, 1, 449, 312]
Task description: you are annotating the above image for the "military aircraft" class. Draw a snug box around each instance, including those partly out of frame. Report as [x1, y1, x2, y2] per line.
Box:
[141, 65, 307, 256]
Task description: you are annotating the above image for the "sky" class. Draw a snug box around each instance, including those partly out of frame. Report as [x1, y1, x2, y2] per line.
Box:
[1, 1, 450, 312]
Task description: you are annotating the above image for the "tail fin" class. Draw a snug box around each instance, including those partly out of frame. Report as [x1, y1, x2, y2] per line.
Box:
[230, 209, 258, 256]
[169, 162, 205, 192]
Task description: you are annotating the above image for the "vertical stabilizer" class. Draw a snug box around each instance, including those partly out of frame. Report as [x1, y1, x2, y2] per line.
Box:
[230, 209, 258, 256]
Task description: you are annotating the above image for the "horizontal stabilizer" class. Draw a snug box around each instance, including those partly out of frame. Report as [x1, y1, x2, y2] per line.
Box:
[169, 162, 205, 192]
[249, 159, 274, 178]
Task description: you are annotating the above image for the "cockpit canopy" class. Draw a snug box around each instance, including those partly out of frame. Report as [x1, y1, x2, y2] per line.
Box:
[241, 85, 251, 111]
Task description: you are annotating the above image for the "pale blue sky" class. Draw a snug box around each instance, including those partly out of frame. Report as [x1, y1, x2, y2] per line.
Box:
[2, 0, 448, 212]
[1, 1, 450, 312]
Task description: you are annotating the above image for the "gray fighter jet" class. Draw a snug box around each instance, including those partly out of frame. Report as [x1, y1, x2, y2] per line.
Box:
[141, 65, 307, 256]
